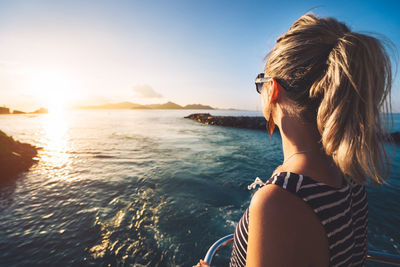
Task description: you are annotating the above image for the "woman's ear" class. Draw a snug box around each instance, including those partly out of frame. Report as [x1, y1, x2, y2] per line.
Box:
[269, 79, 280, 104]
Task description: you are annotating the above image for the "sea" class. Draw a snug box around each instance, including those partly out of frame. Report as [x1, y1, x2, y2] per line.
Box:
[0, 110, 399, 267]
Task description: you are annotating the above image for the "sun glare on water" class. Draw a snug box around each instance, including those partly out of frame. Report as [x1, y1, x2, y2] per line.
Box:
[27, 69, 80, 114]
[26, 69, 79, 177]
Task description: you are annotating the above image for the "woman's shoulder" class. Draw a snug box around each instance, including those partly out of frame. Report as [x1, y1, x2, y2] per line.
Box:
[250, 174, 304, 214]
[249, 172, 310, 212]
[249, 172, 317, 229]
[248, 173, 330, 266]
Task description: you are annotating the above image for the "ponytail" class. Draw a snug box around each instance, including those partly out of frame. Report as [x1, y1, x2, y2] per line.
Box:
[265, 14, 394, 185]
[311, 33, 392, 184]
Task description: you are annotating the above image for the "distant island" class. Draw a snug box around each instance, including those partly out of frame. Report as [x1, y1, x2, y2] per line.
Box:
[76, 101, 215, 110]
[0, 106, 48, 115]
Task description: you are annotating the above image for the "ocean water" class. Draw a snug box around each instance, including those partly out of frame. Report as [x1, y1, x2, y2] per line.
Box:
[0, 110, 399, 266]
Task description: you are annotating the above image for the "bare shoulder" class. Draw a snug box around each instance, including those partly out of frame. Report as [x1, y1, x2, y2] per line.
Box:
[249, 184, 310, 232]
[250, 183, 295, 211]
[246, 184, 329, 267]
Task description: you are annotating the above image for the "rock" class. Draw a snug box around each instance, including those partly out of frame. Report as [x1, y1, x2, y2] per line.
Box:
[0, 107, 10, 114]
[184, 113, 276, 131]
[0, 130, 38, 181]
[185, 114, 400, 144]
[12, 110, 26, 114]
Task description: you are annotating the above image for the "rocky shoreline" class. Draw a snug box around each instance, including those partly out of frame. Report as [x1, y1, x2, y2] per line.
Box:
[185, 113, 400, 144]
[184, 113, 271, 131]
[0, 130, 38, 181]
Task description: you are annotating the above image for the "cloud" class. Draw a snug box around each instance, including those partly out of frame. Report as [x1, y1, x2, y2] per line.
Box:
[132, 84, 163, 98]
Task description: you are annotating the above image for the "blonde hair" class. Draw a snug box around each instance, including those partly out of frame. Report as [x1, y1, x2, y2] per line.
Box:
[265, 14, 394, 185]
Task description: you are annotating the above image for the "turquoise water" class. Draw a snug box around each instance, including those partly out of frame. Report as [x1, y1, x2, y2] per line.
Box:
[0, 110, 399, 266]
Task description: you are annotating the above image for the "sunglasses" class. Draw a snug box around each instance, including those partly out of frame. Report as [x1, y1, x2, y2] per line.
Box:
[255, 73, 272, 94]
[255, 73, 289, 94]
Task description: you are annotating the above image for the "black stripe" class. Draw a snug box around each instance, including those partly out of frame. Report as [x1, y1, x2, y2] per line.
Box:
[285, 173, 299, 192]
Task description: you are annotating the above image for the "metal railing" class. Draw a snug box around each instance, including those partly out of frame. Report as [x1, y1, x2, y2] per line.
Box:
[204, 234, 400, 266]
[204, 234, 234, 265]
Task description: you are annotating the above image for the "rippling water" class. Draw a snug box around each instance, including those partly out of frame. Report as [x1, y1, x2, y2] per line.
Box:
[0, 110, 399, 266]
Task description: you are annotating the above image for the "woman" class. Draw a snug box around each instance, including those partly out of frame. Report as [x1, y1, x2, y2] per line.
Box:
[195, 13, 393, 266]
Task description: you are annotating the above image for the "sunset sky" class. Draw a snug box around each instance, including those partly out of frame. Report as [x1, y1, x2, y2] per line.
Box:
[0, 0, 399, 112]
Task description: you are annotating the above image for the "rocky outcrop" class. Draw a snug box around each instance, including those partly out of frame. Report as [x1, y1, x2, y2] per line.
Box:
[185, 113, 400, 144]
[184, 113, 270, 131]
[0, 130, 38, 180]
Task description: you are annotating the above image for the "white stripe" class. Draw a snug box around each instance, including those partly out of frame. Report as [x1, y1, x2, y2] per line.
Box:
[301, 183, 320, 189]
[327, 217, 353, 238]
[353, 185, 364, 196]
[271, 175, 278, 184]
[321, 205, 351, 225]
[352, 258, 365, 267]
[353, 212, 368, 226]
[235, 210, 250, 266]
[235, 245, 246, 266]
[333, 252, 352, 267]
[244, 209, 249, 235]
[339, 184, 350, 192]
[352, 250, 365, 257]
[354, 231, 367, 241]
[232, 249, 240, 267]
[235, 254, 242, 267]
[296, 174, 303, 192]
[230, 249, 235, 263]
[353, 201, 368, 217]
[304, 189, 337, 201]
[283, 172, 290, 189]
[353, 219, 368, 233]
[231, 249, 237, 266]
[329, 230, 353, 249]
[234, 237, 246, 266]
[238, 219, 248, 246]
[302, 182, 349, 191]
[315, 192, 350, 213]
[270, 172, 281, 179]
[236, 224, 248, 262]
[331, 242, 355, 261]
[352, 193, 366, 208]
[354, 242, 366, 248]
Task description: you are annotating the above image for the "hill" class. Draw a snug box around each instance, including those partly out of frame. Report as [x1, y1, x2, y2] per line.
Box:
[76, 101, 215, 110]
[146, 101, 183, 109]
[77, 102, 146, 109]
[183, 104, 213, 109]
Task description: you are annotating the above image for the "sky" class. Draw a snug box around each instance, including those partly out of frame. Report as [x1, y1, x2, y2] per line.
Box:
[0, 0, 399, 112]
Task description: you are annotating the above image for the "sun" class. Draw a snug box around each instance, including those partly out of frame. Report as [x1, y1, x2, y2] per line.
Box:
[27, 69, 80, 114]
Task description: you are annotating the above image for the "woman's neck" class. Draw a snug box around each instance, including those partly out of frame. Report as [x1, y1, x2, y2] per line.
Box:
[274, 114, 343, 188]
[278, 115, 322, 161]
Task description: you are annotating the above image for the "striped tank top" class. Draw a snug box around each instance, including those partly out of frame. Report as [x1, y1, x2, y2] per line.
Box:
[230, 172, 368, 267]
